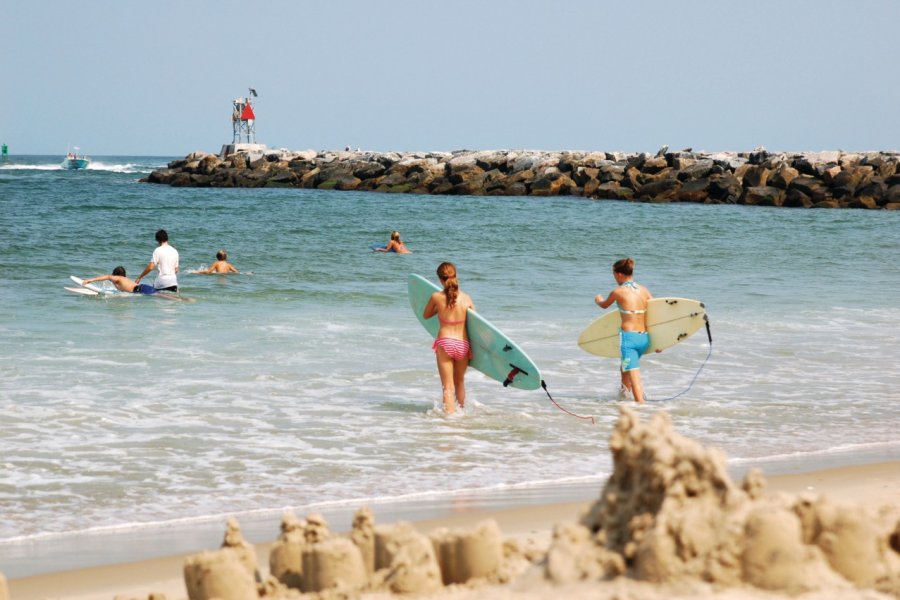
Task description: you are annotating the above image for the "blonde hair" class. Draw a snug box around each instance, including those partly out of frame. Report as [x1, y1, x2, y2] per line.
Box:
[390, 231, 401, 241]
[436, 262, 459, 308]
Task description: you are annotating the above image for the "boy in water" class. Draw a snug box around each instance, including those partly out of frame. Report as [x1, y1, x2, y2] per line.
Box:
[594, 257, 654, 403]
[83, 267, 158, 294]
[196, 250, 239, 274]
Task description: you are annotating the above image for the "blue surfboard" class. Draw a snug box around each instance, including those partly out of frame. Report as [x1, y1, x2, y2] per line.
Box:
[407, 273, 541, 390]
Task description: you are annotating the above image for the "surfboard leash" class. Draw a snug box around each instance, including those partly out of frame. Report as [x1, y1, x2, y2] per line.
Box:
[502, 365, 595, 424]
[655, 316, 713, 402]
[540, 380, 596, 425]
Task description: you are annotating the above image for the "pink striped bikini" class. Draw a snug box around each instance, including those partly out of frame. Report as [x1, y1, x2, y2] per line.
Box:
[432, 338, 472, 361]
[433, 316, 471, 360]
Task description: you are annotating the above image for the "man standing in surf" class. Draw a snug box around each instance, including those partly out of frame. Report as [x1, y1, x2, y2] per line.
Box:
[135, 229, 180, 292]
[423, 262, 475, 414]
[594, 258, 653, 403]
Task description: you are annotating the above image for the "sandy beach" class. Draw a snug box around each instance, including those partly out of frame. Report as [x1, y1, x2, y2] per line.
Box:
[6, 413, 898, 600]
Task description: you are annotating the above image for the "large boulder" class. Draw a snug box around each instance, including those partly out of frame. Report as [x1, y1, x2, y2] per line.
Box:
[708, 173, 742, 203]
[676, 160, 714, 181]
[593, 181, 634, 201]
[674, 178, 711, 203]
[741, 186, 784, 207]
[789, 176, 830, 202]
[635, 177, 681, 202]
[530, 170, 577, 196]
[768, 165, 800, 189]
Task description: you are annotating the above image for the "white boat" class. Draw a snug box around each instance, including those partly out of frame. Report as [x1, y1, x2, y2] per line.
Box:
[62, 146, 91, 170]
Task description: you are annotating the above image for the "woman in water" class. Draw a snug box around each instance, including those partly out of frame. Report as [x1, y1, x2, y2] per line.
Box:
[594, 257, 654, 403]
[374, 230, 411, 254]
[423, 262, 475, 414]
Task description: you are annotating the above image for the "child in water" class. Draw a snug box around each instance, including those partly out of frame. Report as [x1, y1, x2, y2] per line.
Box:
[374, 231, 411, 254]
[594, 257, 655, 403]
[83, 267, 158, 294]
[196, 250, 239, 274]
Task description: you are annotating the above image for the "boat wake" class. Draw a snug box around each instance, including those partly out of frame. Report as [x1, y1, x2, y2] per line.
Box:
[0, 162, 159, 174]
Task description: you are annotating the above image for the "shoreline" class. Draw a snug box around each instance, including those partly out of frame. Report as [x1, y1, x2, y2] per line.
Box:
[142, 147, 900, 209]
[4, 442, 898, 580]
[6, 457, 899, 600]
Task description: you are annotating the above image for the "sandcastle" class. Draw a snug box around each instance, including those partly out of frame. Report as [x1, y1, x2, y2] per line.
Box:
[171, 407, 900, 599]
[5, 407, 897, 599]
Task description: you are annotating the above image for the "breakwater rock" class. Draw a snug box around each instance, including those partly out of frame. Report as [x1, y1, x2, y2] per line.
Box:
[142, 147, 900, 209]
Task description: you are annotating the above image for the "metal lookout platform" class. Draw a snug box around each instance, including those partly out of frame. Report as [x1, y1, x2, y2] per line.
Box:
[220, 88, 269, 159]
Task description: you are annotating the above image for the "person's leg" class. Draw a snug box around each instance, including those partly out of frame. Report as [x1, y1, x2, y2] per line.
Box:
[453, 357, 469, 409]
[620, 369, 631, 396]
[435, 348, 457, 413]
[626, 368, 645, 403]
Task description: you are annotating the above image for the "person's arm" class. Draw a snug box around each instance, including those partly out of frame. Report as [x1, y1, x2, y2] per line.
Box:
[423, 293, 439, 320]
[134, 261, 155, 283]
[82, 274, 112, 285]
[227, 264, 239, 273]
[595, 289, 618, 309]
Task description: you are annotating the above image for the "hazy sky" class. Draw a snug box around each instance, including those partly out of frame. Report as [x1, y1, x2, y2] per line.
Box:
[3, 0, 898, 155]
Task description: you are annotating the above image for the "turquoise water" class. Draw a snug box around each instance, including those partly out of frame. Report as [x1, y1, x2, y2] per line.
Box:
[1, 155, 899, 570]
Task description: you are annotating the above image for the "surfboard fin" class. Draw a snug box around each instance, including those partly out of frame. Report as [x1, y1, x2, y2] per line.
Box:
[503, 365, 528, 387]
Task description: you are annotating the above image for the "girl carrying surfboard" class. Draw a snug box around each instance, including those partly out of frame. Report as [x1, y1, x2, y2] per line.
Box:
[422, 262, 475, 414]
[594, 258, 654, 404]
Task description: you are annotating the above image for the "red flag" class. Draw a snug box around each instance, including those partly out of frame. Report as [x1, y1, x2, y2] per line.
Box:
[240, 104, 256, 121]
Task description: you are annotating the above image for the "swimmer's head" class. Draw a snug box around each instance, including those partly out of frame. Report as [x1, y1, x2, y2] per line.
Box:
[391, 231, 401, 241]
[112, 266, 126, 277]
[217, 250, 227, 261]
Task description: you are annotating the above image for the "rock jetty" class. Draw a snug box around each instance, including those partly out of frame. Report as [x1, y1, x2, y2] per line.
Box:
[143, 147, 900, 209]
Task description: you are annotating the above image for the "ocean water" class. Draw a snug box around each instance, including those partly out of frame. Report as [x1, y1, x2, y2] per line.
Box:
[1, 155, 899, 574]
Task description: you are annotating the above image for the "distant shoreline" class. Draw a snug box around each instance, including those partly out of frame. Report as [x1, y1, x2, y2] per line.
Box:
[143, 147, 900, 209]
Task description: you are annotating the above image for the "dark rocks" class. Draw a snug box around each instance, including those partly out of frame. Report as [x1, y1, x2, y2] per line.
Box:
[141, 149, 900, 209]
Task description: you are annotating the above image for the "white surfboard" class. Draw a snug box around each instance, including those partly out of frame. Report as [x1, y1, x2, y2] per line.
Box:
[408, 273, 542, 390]
[67, 275, 139, 298]
[64, 286, 99, 296]
[69, 275, 106, 293]
[66, 275, 193, 302]
[578, 297, 707, 358]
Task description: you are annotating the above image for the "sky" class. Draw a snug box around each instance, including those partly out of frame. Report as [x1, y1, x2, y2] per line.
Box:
[3, 0, 899, 156]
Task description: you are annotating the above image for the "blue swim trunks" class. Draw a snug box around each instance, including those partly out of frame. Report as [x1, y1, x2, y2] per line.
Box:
[133, 284, 158, 295]
[620, 330, 650, 372]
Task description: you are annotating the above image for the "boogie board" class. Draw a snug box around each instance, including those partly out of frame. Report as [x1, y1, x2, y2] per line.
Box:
[408, 273, 541, 391]
[578, 297, 707, 358]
